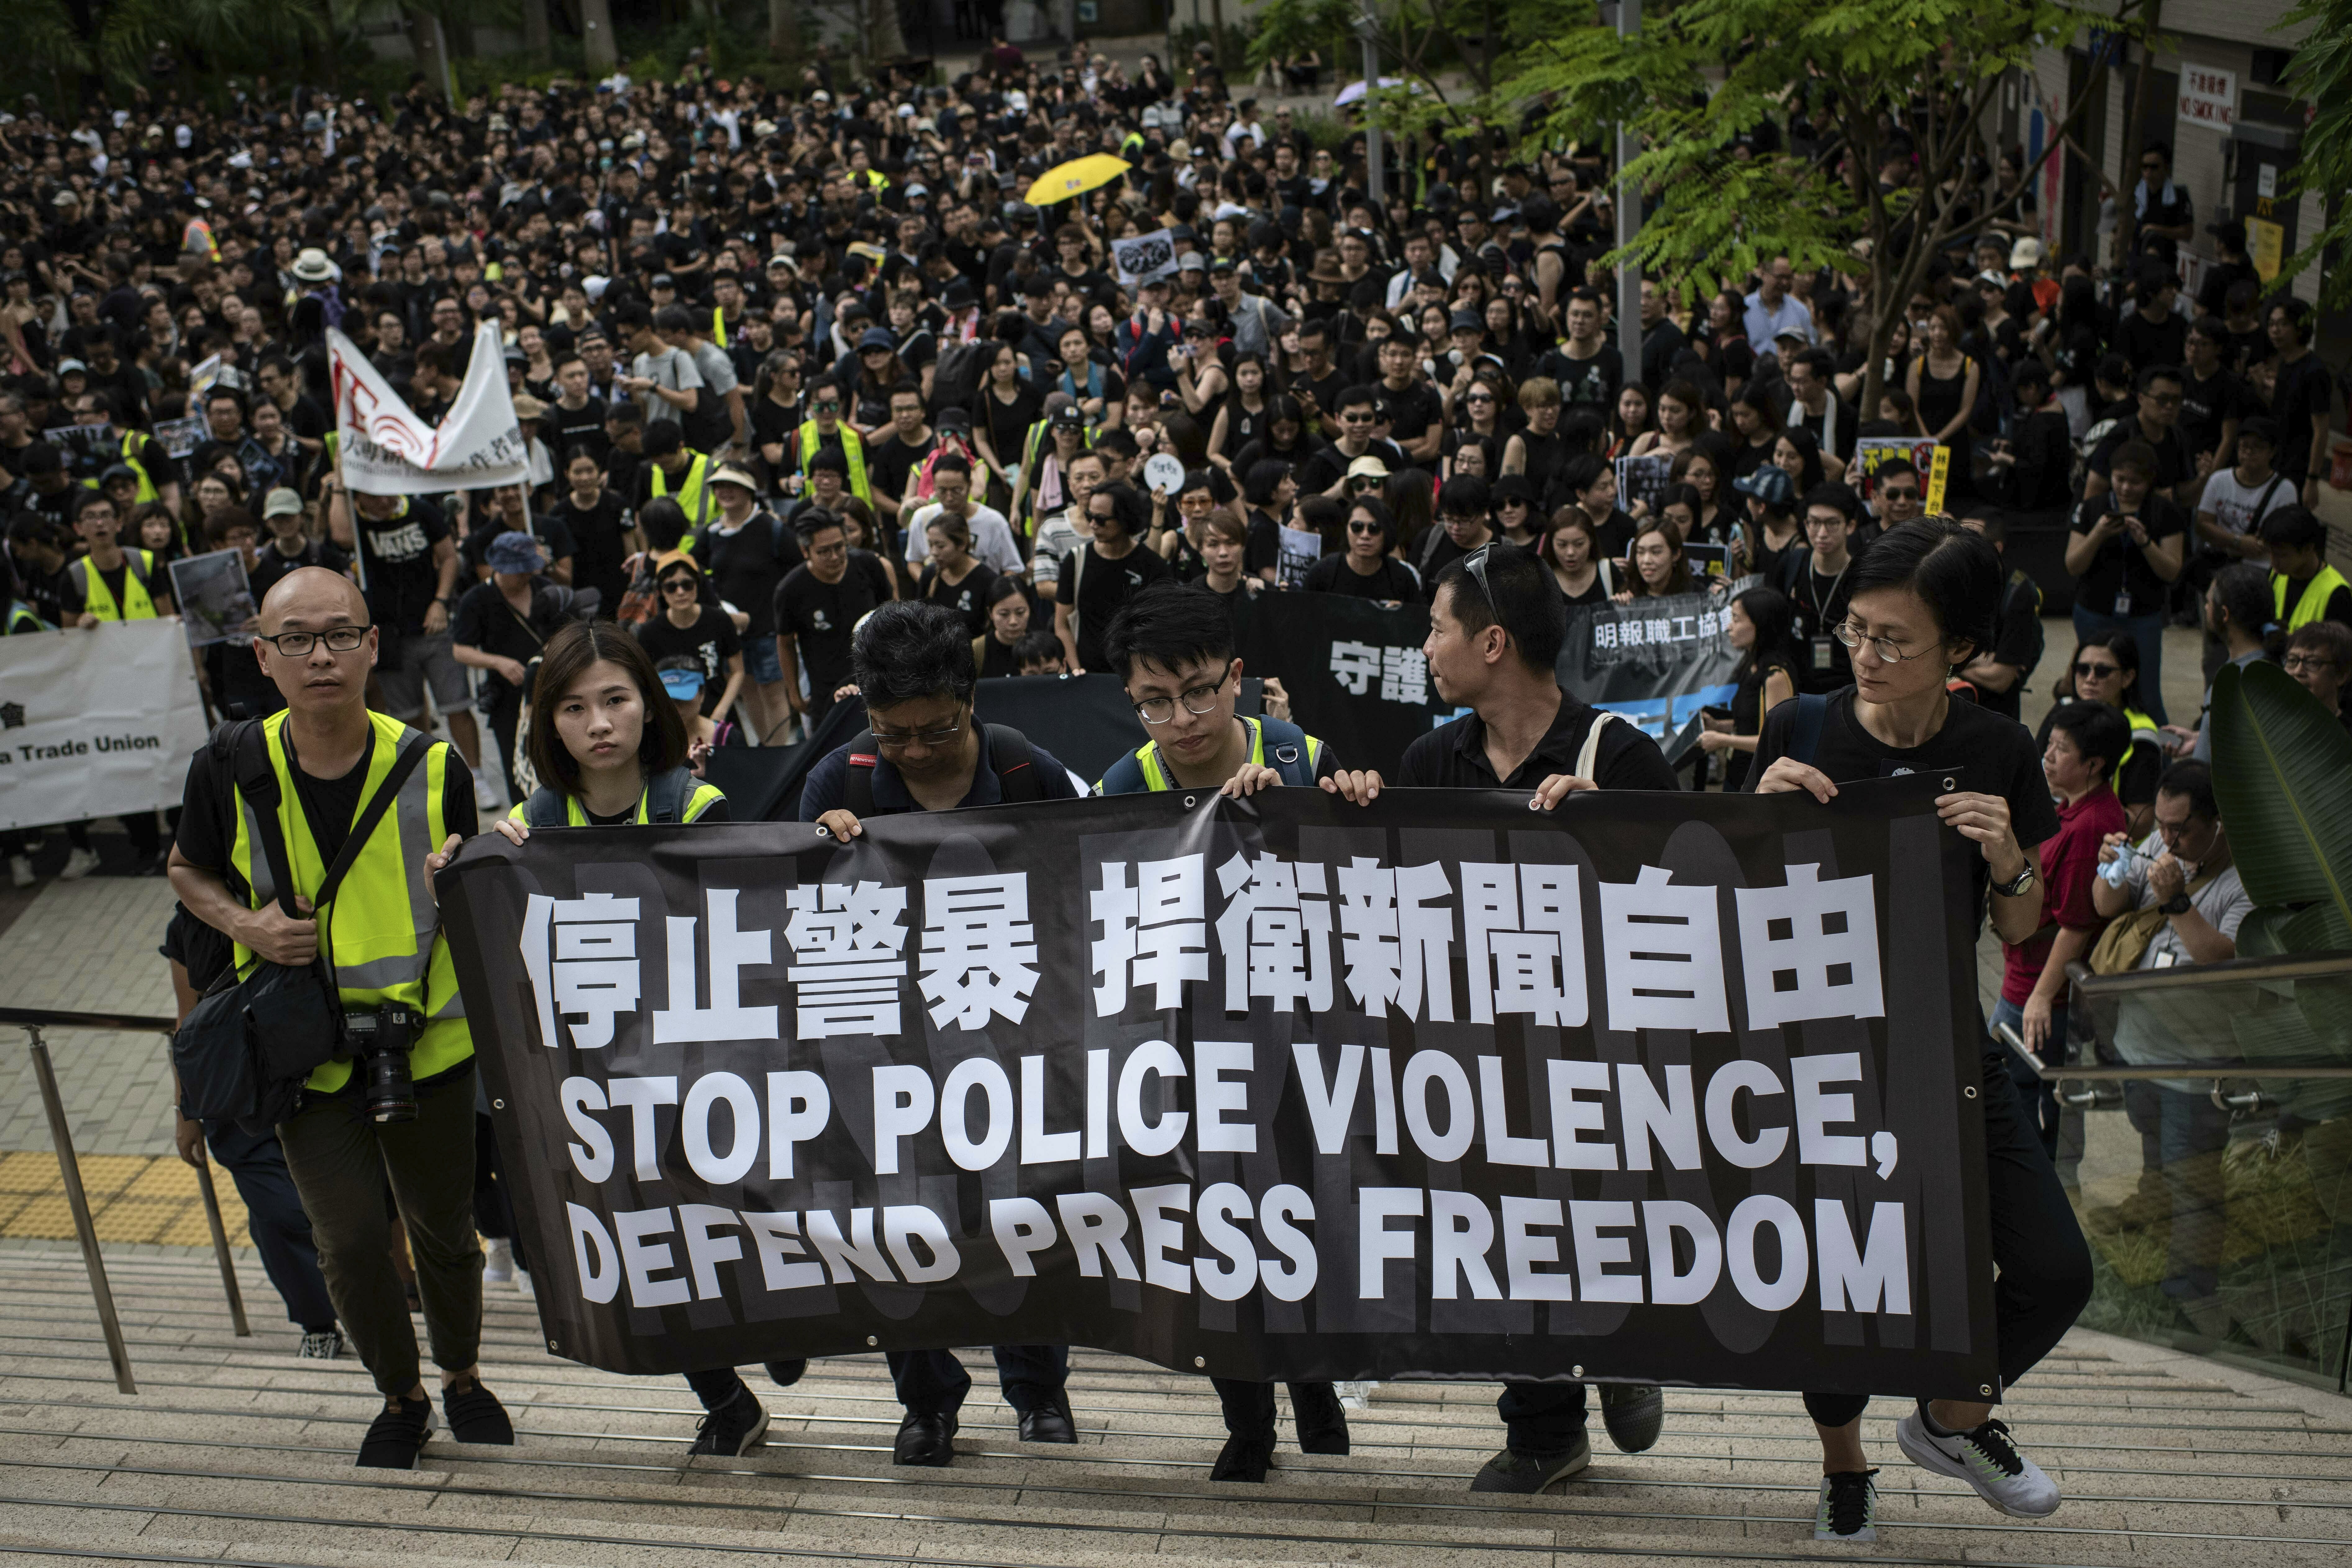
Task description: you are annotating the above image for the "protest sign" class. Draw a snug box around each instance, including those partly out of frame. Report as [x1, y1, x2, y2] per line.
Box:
[1614, 454, 1673, 517]
[153, 414, 209, 460]
[1851, 437, 1949, 516]
[438, 779, 1996, 1396]
[1112, 230, 1180, 289]
[0, 619, 208, 831]
[42, 423, 118, 477]
[168, 549, 257, 649]
[1274, 527, 1322, 591]
[1559, 585, 1748, 745]
[1232, 592, 1449, 775]
[328, 322, 528, 496]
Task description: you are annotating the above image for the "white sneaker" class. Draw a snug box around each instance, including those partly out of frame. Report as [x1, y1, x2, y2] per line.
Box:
[297, 1329, 345, 1360]
[8, 856, 32, 889]
[514, 1268, 535, 1300]
[474, 773, 505, 813]
[1333, 1381, 1376, 1411]
[58, 846, 101, 881]
[482, 1238, 513, 1283]
[1814, 1469, 1878, 1541]
[1896, 1409, 2060, 1518]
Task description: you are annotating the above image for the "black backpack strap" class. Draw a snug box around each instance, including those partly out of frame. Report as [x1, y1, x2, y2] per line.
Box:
[841, 731, 881, 817]
[987, 724, 1042, 802]
[219, 719, 300, 921]
[521, 786, 570, 828]
[644, 766, 696, 823]
[1788, 692, 1831, 769]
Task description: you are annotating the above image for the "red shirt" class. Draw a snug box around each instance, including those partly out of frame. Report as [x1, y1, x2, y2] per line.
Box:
[2001, 783, 2128, 1003]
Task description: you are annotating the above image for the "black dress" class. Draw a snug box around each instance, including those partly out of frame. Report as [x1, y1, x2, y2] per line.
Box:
[1722, 654, 1796, 791]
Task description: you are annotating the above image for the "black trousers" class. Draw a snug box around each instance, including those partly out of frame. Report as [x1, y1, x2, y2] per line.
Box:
[203, 1118, 337, 1331]
[1497, 1379, 1591, 1455]
[888, 1345, 1067, 1415]
[1802, 1050, 2093, 1428]
[1209, 1377, 1339, 1441]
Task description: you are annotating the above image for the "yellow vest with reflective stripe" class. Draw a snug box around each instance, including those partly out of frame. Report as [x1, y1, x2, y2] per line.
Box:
[711, 306, 730, 350]
[119, 430, 158, 503]
[797, 419, 872, 507]
[508, 778, 725, 826]
[2274, 564, 2351, 632]
[228, 709, 473, 1094]
[1125, 716, 1324, 792]
[2109, 705, 2156, 798]
[650, 452, 715, 528]
[70, 549, 161, 620]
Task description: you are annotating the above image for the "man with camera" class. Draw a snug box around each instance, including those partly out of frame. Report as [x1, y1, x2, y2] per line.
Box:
[168, 565, 510, 1470]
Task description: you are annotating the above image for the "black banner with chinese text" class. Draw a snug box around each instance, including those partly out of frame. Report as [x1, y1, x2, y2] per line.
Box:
[437, 779, 1995, 1396]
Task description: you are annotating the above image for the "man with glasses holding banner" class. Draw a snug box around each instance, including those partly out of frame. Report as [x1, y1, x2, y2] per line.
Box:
[797, 600, 1083, 1466]
[1393, 540, 1676, 1492]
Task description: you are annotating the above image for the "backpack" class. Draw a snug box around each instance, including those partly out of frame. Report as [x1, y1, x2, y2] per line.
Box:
[694, 510, 793, 573]
[519, 765, 699, 828]
[932, 341, 993, 419]
[839, 724, 1044, 816]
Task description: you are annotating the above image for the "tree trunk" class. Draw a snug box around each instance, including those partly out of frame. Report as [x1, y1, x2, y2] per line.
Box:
[2121, 0, 2163, 258]
[579, 0, 617, 71]
[521, 0, 551, 63]
[867, 0, 905, 63]
[1210, 0, 1225, 70]
[405, 6, 456, 106]
[768, 0, 792, 57]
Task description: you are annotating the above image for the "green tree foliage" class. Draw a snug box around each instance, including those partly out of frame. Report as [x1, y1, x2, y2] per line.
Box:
[2272, 0, 2352, 312]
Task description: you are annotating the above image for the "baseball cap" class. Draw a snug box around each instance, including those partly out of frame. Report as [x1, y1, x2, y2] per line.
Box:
[1052, 404, 1086, 429]
[859, 326, 897, 351]
[1732, 465, 1795, 508]
[2008, 236, 2043, 269]
[657, 658, 706, 700]
[262, 487, 304, 519]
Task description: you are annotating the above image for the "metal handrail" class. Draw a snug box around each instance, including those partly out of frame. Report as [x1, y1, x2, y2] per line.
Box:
[8, 1005, 257, 1396]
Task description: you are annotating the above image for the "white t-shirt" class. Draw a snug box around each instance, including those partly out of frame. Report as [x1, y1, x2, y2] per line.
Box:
[2197, 467, 2295, 540]
[904, 501, 1023, 576]
[1030, 510, 1089, 588]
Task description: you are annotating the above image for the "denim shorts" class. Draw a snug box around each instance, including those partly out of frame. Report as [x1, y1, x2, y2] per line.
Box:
[742, 630, 783, 686]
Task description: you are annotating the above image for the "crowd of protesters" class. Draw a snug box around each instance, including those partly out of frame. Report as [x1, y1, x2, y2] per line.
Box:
[0, 26, 2346, 1544]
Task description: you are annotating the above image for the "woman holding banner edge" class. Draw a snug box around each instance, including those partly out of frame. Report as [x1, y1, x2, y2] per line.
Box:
[424, 620, 801, 1458]
[1747, 517, 2092, 1542]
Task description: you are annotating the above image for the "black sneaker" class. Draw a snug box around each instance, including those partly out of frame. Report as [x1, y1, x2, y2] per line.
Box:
[442, 1378, 515, 1444]
[689, 1387, 770, 1456]
[1597, 1383, 1663, 1453]
[1814, 1468, 1879, 1542]
[1210, 1433, 1276, 1482]
[356, 1395, 433, 1468]
[1469, 1432, 1591, 1493]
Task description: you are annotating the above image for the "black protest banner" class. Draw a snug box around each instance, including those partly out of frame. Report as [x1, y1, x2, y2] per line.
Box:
[437, 779, 1996, 1397]
[1560, 587, 1749, 749]
[1231, 592, 1451, 778]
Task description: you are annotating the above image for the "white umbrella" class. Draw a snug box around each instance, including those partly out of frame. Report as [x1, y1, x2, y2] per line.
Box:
[1333, 77, 1405, 108]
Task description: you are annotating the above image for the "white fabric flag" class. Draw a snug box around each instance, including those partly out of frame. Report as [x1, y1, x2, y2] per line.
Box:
[329, 322, 528, 495]
[0, 620, 209, 833]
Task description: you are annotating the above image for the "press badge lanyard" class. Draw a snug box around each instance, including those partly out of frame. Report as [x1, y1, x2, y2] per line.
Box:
[1804, 559, 1848, 672]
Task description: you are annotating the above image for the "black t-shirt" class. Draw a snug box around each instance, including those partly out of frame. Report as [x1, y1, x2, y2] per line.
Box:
[867, 432, 937, 512]
[450, 579, 570, 709]
[918, 560, 1001, 636]
[1534, 343, 1624, 409]
[1296, 438, 1407, 497]
[1397, 692, 1679, 791]
[634, 605, 744, 692]
[559, 491, 633, 613]
[1748, 687, 2058, 938]
[1304, 552, 1420, 600]
[2114, 309, 2187, 377]
[174, 727, 478, 892]
[2271, 353, 2333, 481]
[979, 383, 1044, 464]
[1779, 550, 1860, 693]
[350, 497, 450, 634]
[774, 550, 895, 697]
[1972, 570, 2045, 723]
[2067, 495, 2188, 617]
[547, 396, 611, 468]
[1059, 541, 1171, 669]
[693, 512, 802, 640]
[2177, 366, 2244, 465]
[1377, 377, 1442, 450]
[247, 537, 351, 604]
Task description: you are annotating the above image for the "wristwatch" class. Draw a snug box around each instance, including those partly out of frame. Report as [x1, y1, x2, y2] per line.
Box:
[1992, 863, 2037, 898]
[2159, 890, 2194, 916]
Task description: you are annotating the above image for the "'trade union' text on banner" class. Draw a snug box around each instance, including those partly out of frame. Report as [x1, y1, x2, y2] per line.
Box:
[437, 782, 1995, 1396]
[0, 620, 209, 833]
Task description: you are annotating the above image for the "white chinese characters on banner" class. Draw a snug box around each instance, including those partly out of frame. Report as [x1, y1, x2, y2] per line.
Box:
[1214, 852, 1336, 1013]
[918, 874, 1040, 1029]
[1732, 864, 1885, 1028]
[1331, 639, 1430, 702]
[521, 892, 642, 1049]
[1091, 856, 1210, 1014]
[786, 879, 911, 1039]
[1597, 865, 1729, 1033]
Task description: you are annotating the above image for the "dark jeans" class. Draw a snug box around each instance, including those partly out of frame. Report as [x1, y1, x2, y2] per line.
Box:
[1991, 994, 2067, 1161]
[2122, 1080, 2233, 1300]
[276, 1064, 482, 1399]
[1210, 1377, 1339, 1441]
[1497, 1379, 1590, 1455]
[202, 1118, 337, 1332]
[887, 1345, 1067, 1416]
[1802, 1050, 2092, 1428]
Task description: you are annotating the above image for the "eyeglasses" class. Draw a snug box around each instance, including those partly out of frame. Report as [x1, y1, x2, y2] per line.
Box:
[257, 625, 370, 656]
[660, 577, 698, 594]
[1832, 622, 1938, 664]
[2074, 660, 2121, 679]
[1134, 663, 1231, 724]
[2145, 391, 2183, 406]
[1341, 412, 1373, 424]
[2284, 654, 2339, 674]
[871, 715, 966, 749]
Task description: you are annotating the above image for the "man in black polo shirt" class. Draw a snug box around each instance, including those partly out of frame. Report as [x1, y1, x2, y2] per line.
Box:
[1395, 542, 1673, 1493]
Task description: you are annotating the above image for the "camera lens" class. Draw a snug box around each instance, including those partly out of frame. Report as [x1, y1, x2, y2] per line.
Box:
[365, 1044, 417, 1124]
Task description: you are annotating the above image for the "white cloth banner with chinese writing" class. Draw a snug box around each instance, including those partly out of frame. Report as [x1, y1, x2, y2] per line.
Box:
[329, 322, 528, 496]
[0, 619, 208, 832]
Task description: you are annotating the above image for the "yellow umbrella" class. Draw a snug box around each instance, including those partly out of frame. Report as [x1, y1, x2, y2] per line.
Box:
[1025, 153, 1132, 208]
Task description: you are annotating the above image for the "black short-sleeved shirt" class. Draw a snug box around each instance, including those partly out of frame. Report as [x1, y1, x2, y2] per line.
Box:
[1397, 691, 1680, 792]
[1303, 552, 1420, 600]
[1059, 541, 1171, 670]
[559, 491, 633, 613]
[867, 433, 937, 512]
[1972, 570, 2045, 723]
[774, 550, 896, 698]
[918, 561, 1001, 637]
[2087, 417, 2191, 494]
[635, 605, 743, 689]
[451, 579, 571, 709]
[1295, 438, 1407, 497]
[1747, 687, 2058, 935]
[693, 512, 802, 640]
[1377, 378, 1443, 450]
[2177, 366, 2245, 465]
[2271, 353, 2334, 481]
[548, 396, 611, 468]
[175, 727, 478, 887]
[350, 496, 450, 634]
[2067, 495, 2188, 617]
[1534, 343, 1624, 409]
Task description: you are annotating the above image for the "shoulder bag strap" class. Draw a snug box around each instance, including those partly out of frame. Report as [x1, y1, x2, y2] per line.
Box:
[313, 731, 432, 912]
[1574, 710, 1622, 780]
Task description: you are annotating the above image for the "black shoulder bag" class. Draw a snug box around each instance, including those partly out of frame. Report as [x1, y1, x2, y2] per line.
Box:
[172, 721, 432, 1133]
